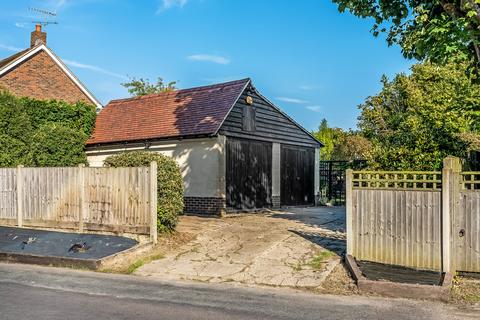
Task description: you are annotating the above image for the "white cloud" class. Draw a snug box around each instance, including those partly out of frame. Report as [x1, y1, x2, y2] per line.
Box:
[187, 54, 230, 65]
[276, 97, 308, 104]
[15, 22, 27, 29]
[158, 0, 188, 12]
[306, 105, 322, 112]
[299, 84, 322, 91]
[63, 59, 128, 80]
[0, 44, 22, 52]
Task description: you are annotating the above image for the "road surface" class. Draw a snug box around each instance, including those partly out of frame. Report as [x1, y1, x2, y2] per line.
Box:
[0, 263, 476, 320]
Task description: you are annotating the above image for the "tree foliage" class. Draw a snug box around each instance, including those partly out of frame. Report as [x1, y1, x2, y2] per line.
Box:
[331, 132, 372, 160]
[312, 118, 372, 160]
[104, 151, 184, 233]
[0, 91, 96, 167]
[121, 77, 177, 97]
[332, 0, 480, 66]
[358, 61, 480, 170]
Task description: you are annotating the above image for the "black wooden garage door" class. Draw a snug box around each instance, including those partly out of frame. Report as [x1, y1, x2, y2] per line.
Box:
[226, 138, 272, 210]
[281, 145, 315, 206]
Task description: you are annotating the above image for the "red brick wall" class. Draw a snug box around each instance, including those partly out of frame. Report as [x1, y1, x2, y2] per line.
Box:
[0, 50, 95, 105]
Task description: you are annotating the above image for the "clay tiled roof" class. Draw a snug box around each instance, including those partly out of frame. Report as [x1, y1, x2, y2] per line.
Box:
[87, 78, 250, 145]
[0, 48, 30, 69]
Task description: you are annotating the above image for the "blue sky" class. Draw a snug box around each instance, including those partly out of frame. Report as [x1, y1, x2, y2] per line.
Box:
[0, 0, 414, 131]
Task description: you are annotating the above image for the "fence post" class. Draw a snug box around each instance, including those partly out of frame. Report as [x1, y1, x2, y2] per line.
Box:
[150, 161, 158, 244]
[78, 164, 85, 233]
[346, 169, 353, 255]
[16, 165, 24, 227]
[442, 156, 461, 273]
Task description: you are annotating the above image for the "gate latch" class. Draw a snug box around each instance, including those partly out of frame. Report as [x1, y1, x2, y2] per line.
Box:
[459, 229, 465, 237]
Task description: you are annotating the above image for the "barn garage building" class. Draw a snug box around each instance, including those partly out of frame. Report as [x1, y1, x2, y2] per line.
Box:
[86, 79, 322, 215]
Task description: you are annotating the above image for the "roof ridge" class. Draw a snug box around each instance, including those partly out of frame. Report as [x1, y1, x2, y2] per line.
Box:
[110, 78, 251, 104]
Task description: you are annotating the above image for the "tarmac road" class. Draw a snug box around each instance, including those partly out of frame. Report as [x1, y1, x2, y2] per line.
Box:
[0, 263, 477, 320]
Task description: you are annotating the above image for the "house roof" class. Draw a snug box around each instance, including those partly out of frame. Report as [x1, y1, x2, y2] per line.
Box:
[0, 49, 30, 69]
[87, 79, 251, 145]
[0, 45, 102, 108]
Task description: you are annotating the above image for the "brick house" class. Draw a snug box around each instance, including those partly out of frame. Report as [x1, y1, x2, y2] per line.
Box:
[0, 25, 101, 108]
[86, 79, 322, 215]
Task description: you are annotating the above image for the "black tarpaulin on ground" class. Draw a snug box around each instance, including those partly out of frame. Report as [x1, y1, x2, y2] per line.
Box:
[0, 226, 138, 260]
[357, 260, 443, 286]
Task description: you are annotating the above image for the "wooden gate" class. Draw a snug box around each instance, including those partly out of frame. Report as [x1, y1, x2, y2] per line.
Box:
[280, 145, 315, 206]
[226, 138, 272, 210]
[456, 173, 480, 273]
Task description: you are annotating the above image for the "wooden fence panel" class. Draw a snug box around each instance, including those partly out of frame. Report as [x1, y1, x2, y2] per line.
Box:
[21, 167, 80, 223]
[0, 165, 155, 236]
[85, 167, 151, 232]
[352, 189, 442, 271]
[0, 168, 16, 219]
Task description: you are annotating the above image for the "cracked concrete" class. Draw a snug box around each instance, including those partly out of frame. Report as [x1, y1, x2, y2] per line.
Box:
[136, 207, 346, 289]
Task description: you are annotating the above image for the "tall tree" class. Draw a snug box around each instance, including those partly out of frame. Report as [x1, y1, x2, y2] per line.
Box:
[312, 119, 371, 160]
[358, 61, 480, 170]
[332, 1, 480, 66]
[331, 132, 372, 160]
[313, 119, 337, 160]
[121, 77, 177, 97]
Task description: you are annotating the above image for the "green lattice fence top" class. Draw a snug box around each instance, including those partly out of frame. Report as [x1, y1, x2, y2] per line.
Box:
[351, 171, 442, 191]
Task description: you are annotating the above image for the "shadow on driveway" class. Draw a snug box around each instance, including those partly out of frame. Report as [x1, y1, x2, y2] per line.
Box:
[290, 229, 346, 256]
[270, 206, 346, 233]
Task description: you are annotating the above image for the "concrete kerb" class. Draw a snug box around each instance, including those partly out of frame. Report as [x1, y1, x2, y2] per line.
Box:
[0, 242, 155, 271]
[345, 254, 453, 302]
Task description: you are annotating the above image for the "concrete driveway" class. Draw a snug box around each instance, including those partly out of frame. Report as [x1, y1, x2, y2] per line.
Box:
[136, 207, 346, 289]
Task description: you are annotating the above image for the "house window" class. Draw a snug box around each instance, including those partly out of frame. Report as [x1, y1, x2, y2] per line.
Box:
[242, 104, 256, 132]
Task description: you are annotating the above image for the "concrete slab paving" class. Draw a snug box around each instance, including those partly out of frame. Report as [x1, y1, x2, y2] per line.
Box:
[136, 206, 346, 289]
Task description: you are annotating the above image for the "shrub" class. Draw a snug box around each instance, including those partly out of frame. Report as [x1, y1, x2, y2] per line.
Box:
[29, 123, 88, 167]
[0, 90, 96, 167]
[104, 151, 184, 233]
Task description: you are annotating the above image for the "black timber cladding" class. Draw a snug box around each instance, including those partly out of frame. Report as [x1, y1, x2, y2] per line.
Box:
[281, 144, 315, 206]
[226, 138, 272, 210]
[219, 89, 320, 148]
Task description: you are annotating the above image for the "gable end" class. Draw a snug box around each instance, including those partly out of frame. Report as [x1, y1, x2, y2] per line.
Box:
[0, 45, 102, 108]
[219, 87, 321, 148]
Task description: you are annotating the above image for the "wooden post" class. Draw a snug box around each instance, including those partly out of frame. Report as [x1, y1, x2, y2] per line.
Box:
[78, 164, 85, 233]
[346, 169, 354, 255]
[442, 156, 461, 273]
[150, 161, 158, 244]
[16, 165, 23, 227]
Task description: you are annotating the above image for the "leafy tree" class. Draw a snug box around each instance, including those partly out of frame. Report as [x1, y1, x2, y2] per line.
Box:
[313, 119, 371, 160]
[332, 0, 480, 66]
[358, 61, 480, 170]
[121, 77, 177, 97]
[331, 132, 372, 160]
[313, 119, 337, 160]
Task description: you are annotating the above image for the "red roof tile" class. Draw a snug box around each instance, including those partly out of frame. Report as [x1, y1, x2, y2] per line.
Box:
[87, 78, 250, 145]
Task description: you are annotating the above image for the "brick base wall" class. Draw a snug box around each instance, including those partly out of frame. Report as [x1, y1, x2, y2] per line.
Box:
[184, 197, 226, 216]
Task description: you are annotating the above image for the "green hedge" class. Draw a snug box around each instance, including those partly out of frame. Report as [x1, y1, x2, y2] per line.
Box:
[103, 151, 184, 233]
[0, 91, 96, 167]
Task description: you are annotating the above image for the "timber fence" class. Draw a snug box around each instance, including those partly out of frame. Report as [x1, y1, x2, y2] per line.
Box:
[0, 162, 158, 242]
[346, 157, 480, 273]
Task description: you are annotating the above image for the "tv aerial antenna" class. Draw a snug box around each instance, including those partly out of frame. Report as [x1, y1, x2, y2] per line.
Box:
[29, 7, 59, 27]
